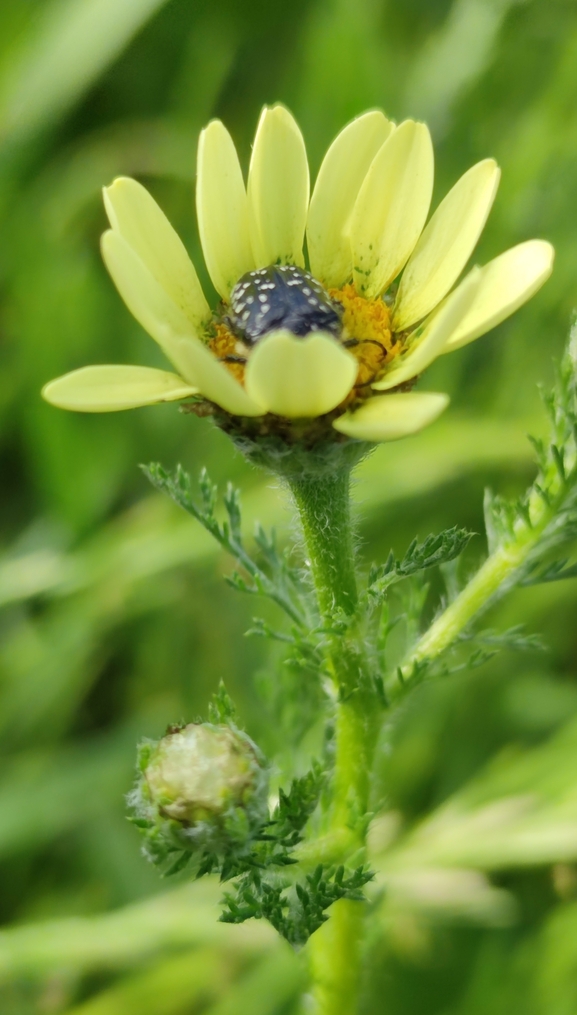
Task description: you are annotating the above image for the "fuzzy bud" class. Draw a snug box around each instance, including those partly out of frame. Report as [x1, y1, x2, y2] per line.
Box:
[130, 722, 269, 867]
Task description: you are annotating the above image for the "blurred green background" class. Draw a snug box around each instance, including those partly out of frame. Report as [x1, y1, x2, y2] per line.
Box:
[1, 0, 577, 1012]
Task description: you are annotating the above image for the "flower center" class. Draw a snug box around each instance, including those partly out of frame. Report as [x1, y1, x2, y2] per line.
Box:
[209, 267, 400, 403]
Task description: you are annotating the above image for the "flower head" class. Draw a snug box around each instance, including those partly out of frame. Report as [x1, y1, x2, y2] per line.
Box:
[43, 106, 554, 445]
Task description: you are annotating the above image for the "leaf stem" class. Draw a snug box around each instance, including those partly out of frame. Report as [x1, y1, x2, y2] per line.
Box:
[392, 489, 560, 697]
[406, 540, 530, 667]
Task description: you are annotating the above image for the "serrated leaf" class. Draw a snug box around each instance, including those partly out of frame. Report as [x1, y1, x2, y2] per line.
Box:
[368, 527, 474, 603]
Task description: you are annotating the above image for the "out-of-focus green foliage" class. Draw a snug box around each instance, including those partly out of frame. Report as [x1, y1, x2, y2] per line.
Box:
[1, 0, 577, 1011]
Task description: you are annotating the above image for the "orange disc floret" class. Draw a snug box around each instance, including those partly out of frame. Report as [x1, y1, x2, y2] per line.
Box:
[330, 284, 400, 389]
[209, 323, 246, 384]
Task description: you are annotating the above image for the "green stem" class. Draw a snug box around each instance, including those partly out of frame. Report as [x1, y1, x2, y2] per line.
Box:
[289, 470, 358, 618]
[289, 469, 368, 698]
[390, 492, 557, 698]
[293, 829, 360, 870]
[287, 465, 378, 1015]
[308, 899, 365, 1015]
[287, 468, 378, 813]
[408, 540, 528, 665]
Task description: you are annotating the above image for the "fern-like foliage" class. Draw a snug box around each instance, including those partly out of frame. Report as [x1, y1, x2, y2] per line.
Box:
[142, 464, 309, 627]
[366, 526, 474, 603]
[220, 861, 373, 946]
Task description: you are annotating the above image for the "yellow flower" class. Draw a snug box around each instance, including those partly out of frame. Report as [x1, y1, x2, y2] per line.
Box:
[42, 106, 554, 444]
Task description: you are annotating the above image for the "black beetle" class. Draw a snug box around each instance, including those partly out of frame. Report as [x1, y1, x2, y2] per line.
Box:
[225, 264, 342, 346]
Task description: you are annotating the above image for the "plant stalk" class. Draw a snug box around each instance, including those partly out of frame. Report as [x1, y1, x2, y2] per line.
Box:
[289, 469, 358, 619]
[288, 465, 378, 1015]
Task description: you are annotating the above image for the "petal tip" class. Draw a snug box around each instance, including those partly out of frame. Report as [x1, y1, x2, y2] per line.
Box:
[540, 239, 556, 267]
[198, 119, 227, 150]
[41, 379, 59, 406]
[104, 175, 137, 200]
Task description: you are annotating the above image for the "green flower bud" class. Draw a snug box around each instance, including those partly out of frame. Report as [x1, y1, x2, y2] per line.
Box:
[146, 723, 264, 821]
[130, 722, 269, 869]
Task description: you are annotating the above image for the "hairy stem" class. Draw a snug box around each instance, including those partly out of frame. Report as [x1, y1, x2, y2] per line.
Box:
[289, 469, 358, 618]
[287, 469, 379, 813]
[407, 540, 529, 665]
[287, 466, 378, 1015]
[391, 491, 558, 697]
[288, 470, 368, 696]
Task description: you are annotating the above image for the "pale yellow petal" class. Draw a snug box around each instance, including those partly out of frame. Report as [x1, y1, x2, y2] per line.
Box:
[444, 240, 555, 351]
[101, 229, 203, 381]
[42, 365, 197, 412]
[247, 105, 309, 268]
[394, 159, 501, 330]
[100, 196, 265, 418]
[174, 338, 263, 417]
[333, 392, 449, 442]
[101, 229, 262, 416]
[350, 120, 434, 299]
[103, 177, 210, 330]
[244, 330, 357, 418]
[196, 120, 255, 300]
[307, 111, 394, 288]
[373, 269, 481, 390]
